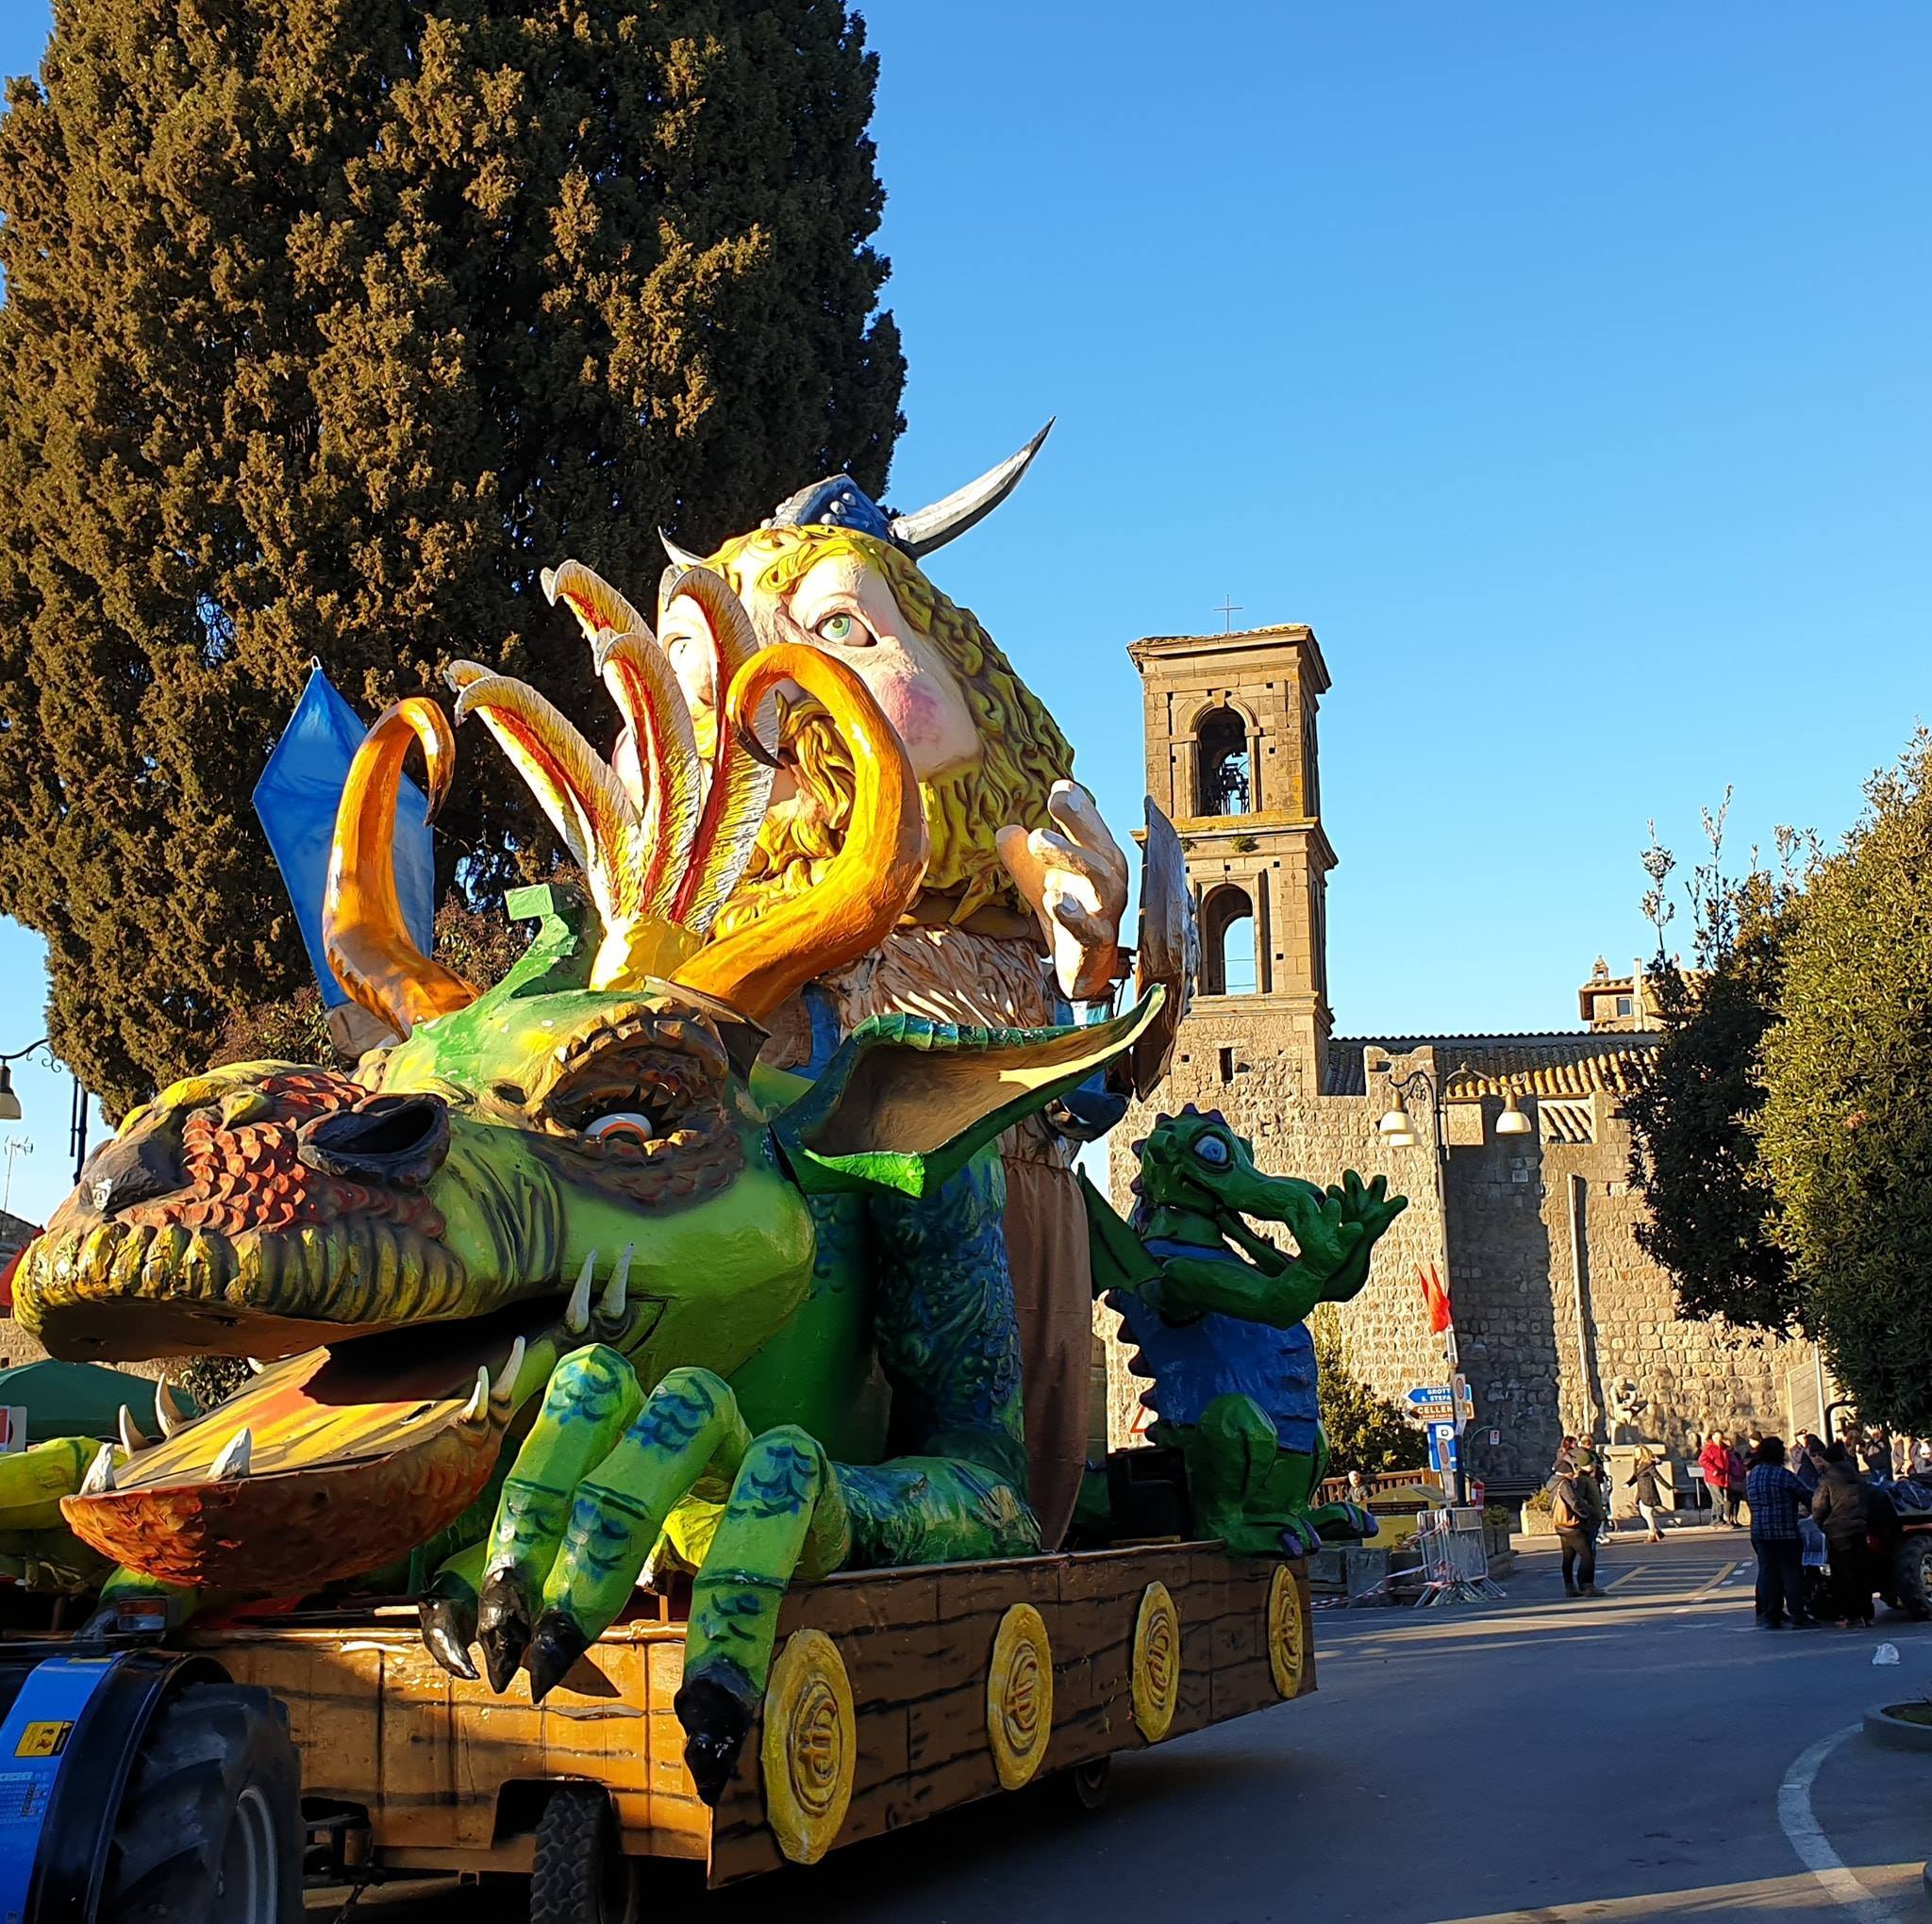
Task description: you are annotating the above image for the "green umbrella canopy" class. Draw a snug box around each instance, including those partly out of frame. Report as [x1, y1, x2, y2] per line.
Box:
[0, 1361, 196, 1447]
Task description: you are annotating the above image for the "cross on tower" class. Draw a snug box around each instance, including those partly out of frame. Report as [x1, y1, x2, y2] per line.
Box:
[1214, 594, 1242, 634]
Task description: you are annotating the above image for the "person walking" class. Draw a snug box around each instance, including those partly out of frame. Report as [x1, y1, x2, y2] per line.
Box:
[1812, 1443, 1901, 1627]
[1727, 1436, 1749, 1526]
[1862, 1430, 1894, 1486]
[1627, 1449, 1666, 1543]
[1552, 1447, 1607, 1598]
[1699, 1433, 1738, 1526]
[1744, 1437, 1819, 1629]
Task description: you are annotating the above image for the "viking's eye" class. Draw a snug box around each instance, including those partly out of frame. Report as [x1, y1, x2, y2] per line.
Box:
[586, 1110, 659, 1148]
[812, 610, 872, 647]
[1194, 1135, 1232, 1169]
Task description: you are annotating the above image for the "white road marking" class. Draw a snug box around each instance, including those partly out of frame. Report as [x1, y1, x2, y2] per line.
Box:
[1603, 1562, 1651, 1590]
[1776, 1723, 1904, 1921]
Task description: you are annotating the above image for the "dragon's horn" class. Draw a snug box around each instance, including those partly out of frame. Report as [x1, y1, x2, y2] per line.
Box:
[658, 567, 776, 932]
[674, 643, 927, 1020]
[592, 628, 702, 919]
[324, 699, 479, 1037]
[445, 662, 641, 937]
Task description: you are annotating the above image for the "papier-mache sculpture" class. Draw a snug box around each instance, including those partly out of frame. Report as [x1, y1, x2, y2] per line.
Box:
[12, 572, 1163, 1799]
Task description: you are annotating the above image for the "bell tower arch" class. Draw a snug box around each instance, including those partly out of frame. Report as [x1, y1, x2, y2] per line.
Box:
[1127, 622, 1336, 1088]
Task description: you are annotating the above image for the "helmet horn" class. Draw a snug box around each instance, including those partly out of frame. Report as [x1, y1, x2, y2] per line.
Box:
[888, 419, 1054, 559]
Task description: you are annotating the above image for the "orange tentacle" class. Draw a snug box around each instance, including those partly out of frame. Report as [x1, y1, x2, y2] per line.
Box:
[324, 700, 478, 1037]
[673, 644, 928, 1021]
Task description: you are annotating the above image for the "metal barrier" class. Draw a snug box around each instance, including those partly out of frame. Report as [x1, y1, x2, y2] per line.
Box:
[1412, 1507, 1506, 1606]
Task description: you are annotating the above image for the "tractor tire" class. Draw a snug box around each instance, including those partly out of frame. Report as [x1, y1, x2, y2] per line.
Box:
[1893, 1534, 1932, 1619]
[530, 1785, 638, 1924]
[1061, 1756, 1112, 1812]
[99, 1681, 302, 1924]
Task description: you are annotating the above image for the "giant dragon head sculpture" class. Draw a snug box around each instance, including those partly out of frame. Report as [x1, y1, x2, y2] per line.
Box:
[15, 572, 1156, 1594]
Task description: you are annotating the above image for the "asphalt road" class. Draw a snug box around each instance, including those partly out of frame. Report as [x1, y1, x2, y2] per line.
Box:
[318, 1524, 1932, 1924]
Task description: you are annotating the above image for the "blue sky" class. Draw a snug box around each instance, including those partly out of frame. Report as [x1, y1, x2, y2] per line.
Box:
[1, 3, 1927, 1224]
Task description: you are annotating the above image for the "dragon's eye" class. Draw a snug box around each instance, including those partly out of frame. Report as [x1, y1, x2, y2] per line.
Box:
[812, 610, 873, 647]
[1193, 1135, 1232, 1169]
[585, 1110, 660, 1148]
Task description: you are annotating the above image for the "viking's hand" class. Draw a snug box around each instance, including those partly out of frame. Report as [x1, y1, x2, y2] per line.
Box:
[997, 782, 1129, 1001]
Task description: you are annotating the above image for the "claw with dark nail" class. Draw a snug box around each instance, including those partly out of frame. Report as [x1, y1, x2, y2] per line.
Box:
[675, 1665, 758, 1806]
[525, 1607, 591, 1704]
[419, 1591, 480, 1681]
[475, 1567, 533, 1696]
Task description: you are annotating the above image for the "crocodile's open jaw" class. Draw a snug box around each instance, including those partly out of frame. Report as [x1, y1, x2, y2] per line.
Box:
[60, 1286, 663, 1594]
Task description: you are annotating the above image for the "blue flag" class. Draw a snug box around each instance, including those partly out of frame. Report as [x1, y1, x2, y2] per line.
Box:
[252, 666, 434, 1008]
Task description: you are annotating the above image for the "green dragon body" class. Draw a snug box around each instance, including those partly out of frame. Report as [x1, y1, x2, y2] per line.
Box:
[1084, 1106, 1407, 1555]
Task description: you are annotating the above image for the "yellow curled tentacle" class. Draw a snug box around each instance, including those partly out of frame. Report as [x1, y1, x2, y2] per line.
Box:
[324, 698, 478, 1036]
[673, 644, 928, 1021]
[445, 664, 641, 937]
[542, 558, 648, 651]
[662, 565, 775, 933]
[594, 630, 702, 921]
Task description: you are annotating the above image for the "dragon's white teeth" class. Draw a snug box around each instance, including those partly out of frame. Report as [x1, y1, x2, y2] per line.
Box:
[155, 1379, 180, 1440]
[211, 1427, 253, 1481]
[564, 1251, 596, 1335]
[81, 1444, 117, 1495]
[245, 1357, 265, 1375]
[598, 1244, 633, 1321]
[491, 1337, 525, 1407]
[117, 1405, 148, 1455]
[461, 1367, 491, 1425]
[540, 565, 558, 605]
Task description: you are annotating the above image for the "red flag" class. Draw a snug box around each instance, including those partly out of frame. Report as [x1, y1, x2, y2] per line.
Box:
[1418, 1262, 1452, 1335]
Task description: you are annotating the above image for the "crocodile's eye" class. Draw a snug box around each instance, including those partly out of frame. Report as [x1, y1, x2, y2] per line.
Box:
[1193, 1135, 1232, 1169]
[585, 1110, 661, 1149]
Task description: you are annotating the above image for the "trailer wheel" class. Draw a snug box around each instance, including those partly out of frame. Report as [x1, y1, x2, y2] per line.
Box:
[530, 1786, 637, 1924]
[99, 1682, 301, 1924]
[1060, 1757, 1111, 1812]
[1894, 1534, 1932, 1619]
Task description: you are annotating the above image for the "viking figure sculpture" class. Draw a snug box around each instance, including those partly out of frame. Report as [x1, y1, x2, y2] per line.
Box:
[541, 425, 1156, 1546]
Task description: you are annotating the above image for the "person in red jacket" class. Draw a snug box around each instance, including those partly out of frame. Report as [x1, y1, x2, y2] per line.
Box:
[1700, 1433, 1740, 1526]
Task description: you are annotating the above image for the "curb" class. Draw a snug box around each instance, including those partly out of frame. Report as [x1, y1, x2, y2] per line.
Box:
[1860, 1703, 1932, 1752]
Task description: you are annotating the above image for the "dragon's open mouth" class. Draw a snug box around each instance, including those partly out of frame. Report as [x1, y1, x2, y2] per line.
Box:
[60, 1269, 665, 1596]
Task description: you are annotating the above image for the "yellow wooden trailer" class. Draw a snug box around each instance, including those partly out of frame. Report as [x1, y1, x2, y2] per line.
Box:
[190, 1541, 1315, 1891]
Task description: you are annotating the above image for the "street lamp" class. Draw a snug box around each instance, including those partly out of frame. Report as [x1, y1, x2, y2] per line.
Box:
[1495, 1091, 1534, 1136]
[0, 1038, 91, 1188]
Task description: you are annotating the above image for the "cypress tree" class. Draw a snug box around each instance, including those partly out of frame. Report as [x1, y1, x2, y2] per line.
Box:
[0, 0, 903, 1115]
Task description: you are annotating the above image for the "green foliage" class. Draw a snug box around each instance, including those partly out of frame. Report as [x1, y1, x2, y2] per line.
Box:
[175, 1354, 251, 1415]
[1757, 733, 1932, 1432]
[1312, 1307, 1426, 1478]
[1626, 887, 1799, 1332]
[0, 1, 903, 1117]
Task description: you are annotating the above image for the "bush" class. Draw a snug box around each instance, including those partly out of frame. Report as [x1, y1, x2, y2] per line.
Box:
[1313, 1307, 1427, 1478]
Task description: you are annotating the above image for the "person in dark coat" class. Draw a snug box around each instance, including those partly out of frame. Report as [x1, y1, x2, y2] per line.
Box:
[1552, 1448, 1607, 1598]
[1812, 1443, 1901, 1627]
[1743, 1437, 1819, 1629]
[1626, 1449, 1666, 1543]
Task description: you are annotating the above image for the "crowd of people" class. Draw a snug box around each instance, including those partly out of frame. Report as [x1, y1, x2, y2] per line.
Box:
[1546, 1423, 1923, 1627]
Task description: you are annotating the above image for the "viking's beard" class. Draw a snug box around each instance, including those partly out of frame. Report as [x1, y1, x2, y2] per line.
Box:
[712, 705, 1012, 940]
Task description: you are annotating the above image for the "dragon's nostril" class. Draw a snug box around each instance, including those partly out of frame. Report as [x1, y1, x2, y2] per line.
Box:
[80, 1135, 185, 1218]
[297, 1095, 451, 1188]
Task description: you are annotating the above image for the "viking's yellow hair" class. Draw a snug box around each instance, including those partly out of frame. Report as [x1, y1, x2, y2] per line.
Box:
[704, 524, 1075, 923]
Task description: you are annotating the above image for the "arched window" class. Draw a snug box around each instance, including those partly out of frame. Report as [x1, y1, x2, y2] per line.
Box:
[1200, 885, 1257, 996]
[1195, 708, 1252, 817]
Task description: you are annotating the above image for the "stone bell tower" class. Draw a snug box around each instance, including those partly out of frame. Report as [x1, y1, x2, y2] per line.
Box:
[1127, 622, 1336, 1091]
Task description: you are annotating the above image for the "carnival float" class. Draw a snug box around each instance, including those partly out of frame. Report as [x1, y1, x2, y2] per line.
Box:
[0, 432, 1403, 1919]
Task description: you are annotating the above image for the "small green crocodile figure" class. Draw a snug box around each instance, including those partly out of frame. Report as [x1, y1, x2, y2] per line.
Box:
[1083, 1106, 1407, 1555]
